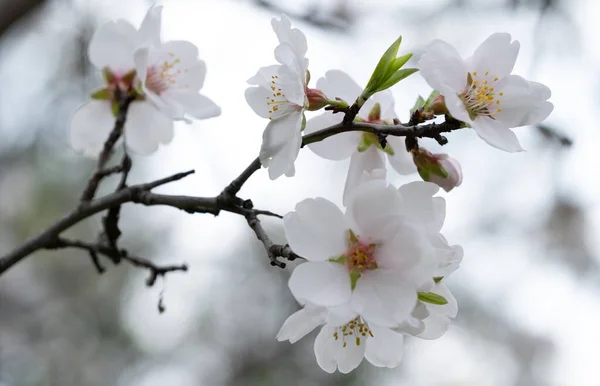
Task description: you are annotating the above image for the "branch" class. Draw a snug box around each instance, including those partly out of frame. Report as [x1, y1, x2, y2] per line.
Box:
[46, 237, 188, 286]
[80, 95, 134, 202]
[244, 204, 301, 268]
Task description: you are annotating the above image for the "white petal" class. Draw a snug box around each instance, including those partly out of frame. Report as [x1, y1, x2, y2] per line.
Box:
[351, 270, 418, 327]
[418, 39, 467, 93]
[443, 90, 473, 125]
[345, 177, 404, 238]
[69, 101, 115, 157]
[88, 20, 138, 73]
[418, 282, 458, 340]
[385, 136, 416, 175]
[164, 90, 221, 120]
[325, 304, 358, 326]
[245, 86, 279, 119]
[247, 64, 282, 86]
[365, 326, 405, 368]
[315, 325, 366, 374]
[288, 262, 351, 307]
[259, 112, 303, 180]
[472, 116, 524, 152]
[124, 101, 174, 155]
[343, 147, 386, 206]
[397, 181, 445, 233]
[466, 33, 519, 79]
[495, 75, 553, 127]
[360, 90, 396, 121]
[305, 113, 361, 160]
[159, 40, 200, 68]
[316, 70, 362, 106]
[375, 221, 437, 284]
[283, 197, 349, 261]
[271, 14, 308, 60]
[277, 307, 326, 343]
[137, 5, 162, 47]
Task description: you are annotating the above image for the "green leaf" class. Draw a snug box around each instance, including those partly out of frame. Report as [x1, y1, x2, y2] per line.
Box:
[418, 292, 448, 305]
[410, 95, 426, 115]
[367, 36, 403, 91]
[388, 53, 413, 76]
[424, 90, 440, 109]
[90, 88, 111, 100]
[433, 276, 444, 283]
[349, 269, 361, 290]
[301, 113, 307, 131]
[376, 68, 419, 92]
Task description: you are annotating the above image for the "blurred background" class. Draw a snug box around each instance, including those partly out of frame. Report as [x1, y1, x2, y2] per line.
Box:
[0, 0, 597, 385]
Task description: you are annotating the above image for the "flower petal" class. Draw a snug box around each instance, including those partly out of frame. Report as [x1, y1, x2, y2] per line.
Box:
[124, 101, 174, 155]
[397, 181, 445, 233]
[164, 90, 221, 120]
[343, 147, 386, 206]
[351, 270, 418, 327]
[419, 39, 467, 93]
[345, 177, 403, 237]
[69, 101, 115, 157]
[277, 306, 327, 343]
[283, 197, 348, 261]
[316, 70, 362, 106]
[288, 262, 351, 307]
[466, 33, 519, 79]
[375, 220, 437, 284]
[365, 326, 405, 368]
[472, 116, 524, 152]
[418, 282, 458, 340]
[271, 14, 308, 61]
[495, 75, 553, 127]
[304, 113, 361, 160]
[385, 136, 417, 175]
[360, 90, 396, 121]
[259, 112, 303, 179]
[88, 20, 138, 73]
[137, 5, 162, 47]
[443, 90, 473, 125]
[315, 325, 366, 374]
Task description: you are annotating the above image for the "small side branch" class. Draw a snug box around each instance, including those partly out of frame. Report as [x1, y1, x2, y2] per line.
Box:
[46, 237, 188, 286]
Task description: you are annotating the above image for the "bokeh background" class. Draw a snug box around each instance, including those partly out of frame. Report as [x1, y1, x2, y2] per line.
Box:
[0, 0, 598, 385]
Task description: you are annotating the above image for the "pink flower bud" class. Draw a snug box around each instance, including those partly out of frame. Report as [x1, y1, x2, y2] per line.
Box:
[305, 88, 329, 111]
[412, 147, 463, 192]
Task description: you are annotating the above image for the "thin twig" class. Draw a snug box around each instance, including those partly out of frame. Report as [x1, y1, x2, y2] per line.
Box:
[46, 237, 187, 286]
[80, 95, 134, 202]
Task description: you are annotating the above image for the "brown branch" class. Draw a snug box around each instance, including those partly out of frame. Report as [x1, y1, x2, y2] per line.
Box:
[46, 237, 187, 286]
[0, 106, 465, 277]
[80, 95, 134, 202]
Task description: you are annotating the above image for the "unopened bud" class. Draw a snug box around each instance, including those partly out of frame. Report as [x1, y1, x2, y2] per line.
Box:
[412, 147, 462, 192]
[426, 95, 447, 116]
[368, 102, 381, 121]
[306, 88, 329, 111]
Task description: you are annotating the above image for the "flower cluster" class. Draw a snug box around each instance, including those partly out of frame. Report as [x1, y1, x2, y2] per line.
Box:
[69, 6, 554, 375]
[70, 6, 220, 157]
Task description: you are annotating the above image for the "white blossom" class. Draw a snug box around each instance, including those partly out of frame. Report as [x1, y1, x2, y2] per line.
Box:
[419, 33, 553, 152]
[284, 180, 441, 327]
[245, 15, 309, 180]
[277, 304, 405, 373]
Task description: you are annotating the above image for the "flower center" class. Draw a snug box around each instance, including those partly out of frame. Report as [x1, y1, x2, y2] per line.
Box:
[332, 317, 374, 348]
[146, 56, 182, 95]
[265, 75, 291, 120]
[460, 71, 504, 120]
[345, 230, 377, 273]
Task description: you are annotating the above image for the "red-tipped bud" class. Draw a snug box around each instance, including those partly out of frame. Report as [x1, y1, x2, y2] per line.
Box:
[306, 88, 329, 111]
[412, 147, 463, 192]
